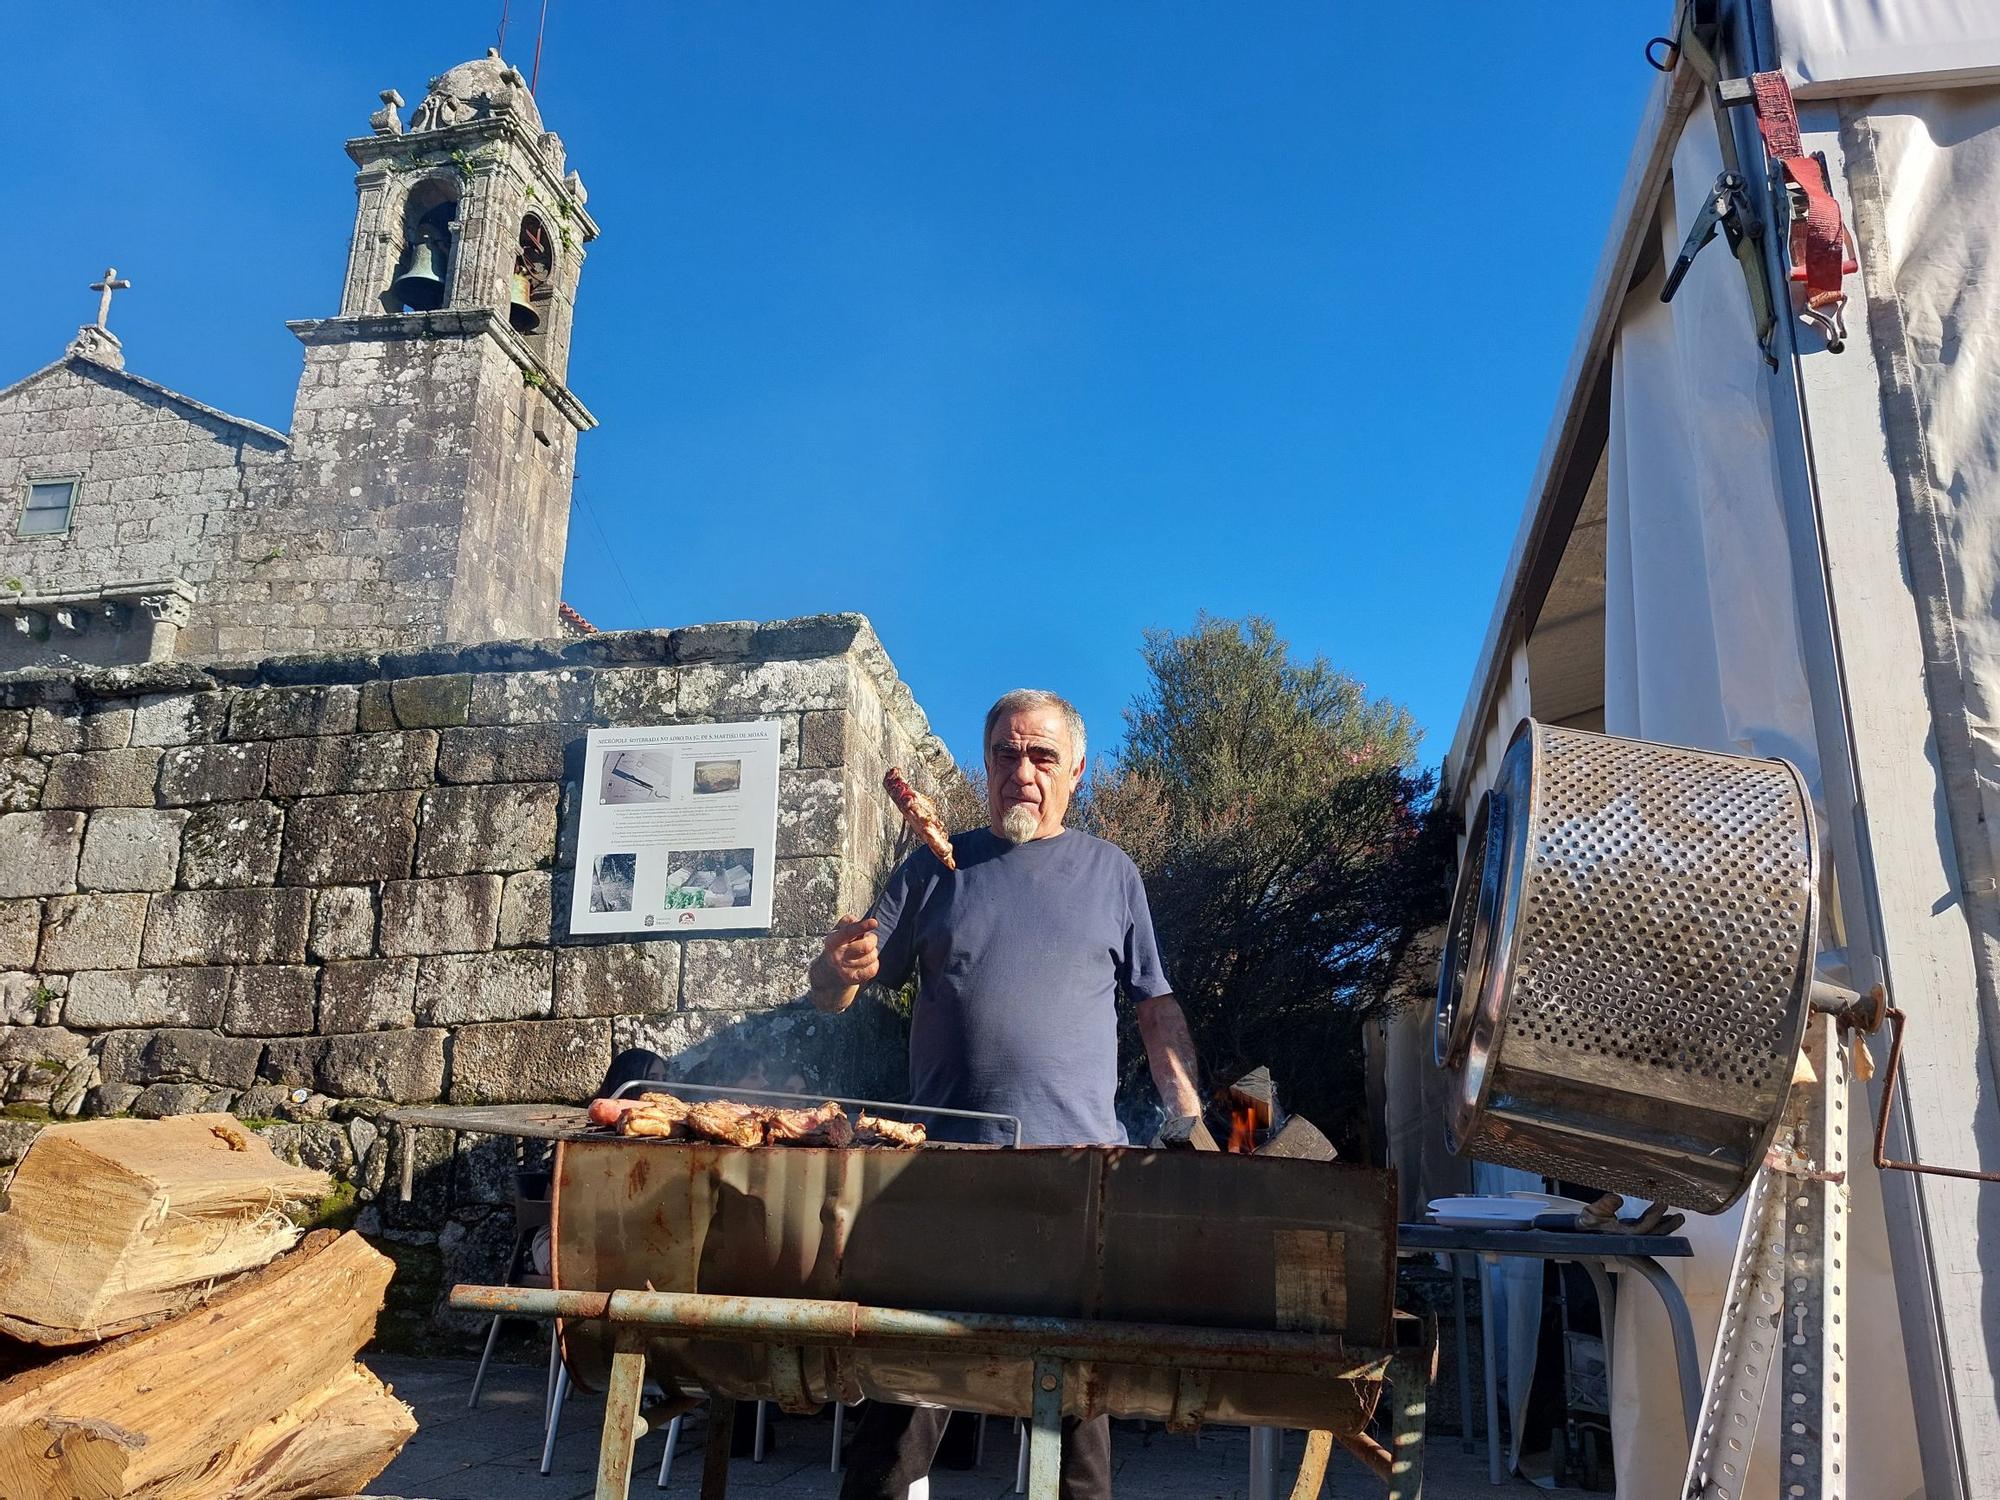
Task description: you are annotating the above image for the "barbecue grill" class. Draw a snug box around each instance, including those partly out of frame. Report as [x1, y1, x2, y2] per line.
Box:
[413, 1084, 1433, 1499]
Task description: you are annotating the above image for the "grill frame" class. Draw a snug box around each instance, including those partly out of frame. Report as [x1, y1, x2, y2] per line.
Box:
[1434, 719, 1820, 1211]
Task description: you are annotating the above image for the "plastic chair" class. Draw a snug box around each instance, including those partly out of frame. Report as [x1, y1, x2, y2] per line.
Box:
[654, 1398, 772, 1488]
[467, 1169, 555, 1411]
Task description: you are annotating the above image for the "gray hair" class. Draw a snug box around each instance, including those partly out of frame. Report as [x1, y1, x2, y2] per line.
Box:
[983, 688, 1087, 767]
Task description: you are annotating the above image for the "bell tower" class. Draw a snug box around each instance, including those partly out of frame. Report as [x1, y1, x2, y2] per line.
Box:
[250, 50, 600, 649]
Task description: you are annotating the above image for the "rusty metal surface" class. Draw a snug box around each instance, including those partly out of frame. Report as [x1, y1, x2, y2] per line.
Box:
[1435, 719, 1818, 1211]
[549, 1137, 1397, 1434]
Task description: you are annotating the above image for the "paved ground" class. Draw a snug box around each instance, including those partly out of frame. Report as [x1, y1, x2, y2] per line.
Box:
[364, 1355, 1536, 1499]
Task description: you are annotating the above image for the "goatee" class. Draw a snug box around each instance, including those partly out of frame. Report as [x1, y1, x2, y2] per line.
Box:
[998, 805, 1040, 844]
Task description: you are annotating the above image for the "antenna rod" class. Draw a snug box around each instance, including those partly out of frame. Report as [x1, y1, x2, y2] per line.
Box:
[496, 0, 510, 51]
[530, 0, 551, 92]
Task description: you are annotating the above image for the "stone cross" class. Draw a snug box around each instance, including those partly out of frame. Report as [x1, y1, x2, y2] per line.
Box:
[90, 267, 132, 329]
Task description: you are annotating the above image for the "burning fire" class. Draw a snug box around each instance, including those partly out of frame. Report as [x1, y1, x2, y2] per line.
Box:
[1227, 1104, 1260, 1155]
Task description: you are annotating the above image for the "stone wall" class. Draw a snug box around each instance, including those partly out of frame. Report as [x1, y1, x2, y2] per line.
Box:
[0, 612, 950, 1333]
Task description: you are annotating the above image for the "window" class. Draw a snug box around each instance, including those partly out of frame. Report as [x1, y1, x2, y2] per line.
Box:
[18, 479, 77, 537]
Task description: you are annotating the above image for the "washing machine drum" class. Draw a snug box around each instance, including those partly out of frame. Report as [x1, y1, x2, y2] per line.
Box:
[1434, 720, 1819, 1213]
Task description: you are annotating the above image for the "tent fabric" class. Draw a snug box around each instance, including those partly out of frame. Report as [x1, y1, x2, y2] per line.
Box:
[1596, 109, 1923, 1500]
[1849, 86, 2000, 1002]
[1774, 0, 2000, 96]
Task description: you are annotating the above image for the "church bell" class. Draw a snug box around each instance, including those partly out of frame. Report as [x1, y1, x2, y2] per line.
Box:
[391, 240, 448, 313]
[509, 272, 543, 334]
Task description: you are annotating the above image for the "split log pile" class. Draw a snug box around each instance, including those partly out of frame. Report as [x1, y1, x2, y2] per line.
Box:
[0, 1115, 415, 1499]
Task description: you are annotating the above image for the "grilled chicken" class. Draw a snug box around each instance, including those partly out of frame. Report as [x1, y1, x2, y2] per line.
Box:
[685, 1100, 768, 1147]
[856, 1114, 928, 1147]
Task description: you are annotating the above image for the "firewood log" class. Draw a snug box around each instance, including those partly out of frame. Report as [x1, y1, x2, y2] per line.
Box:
[0, 1115, 332, 1346]
[0, 1230, 403, 1499]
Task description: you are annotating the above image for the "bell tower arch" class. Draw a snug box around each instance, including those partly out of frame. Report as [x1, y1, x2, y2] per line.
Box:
[244, 50, 601, 650]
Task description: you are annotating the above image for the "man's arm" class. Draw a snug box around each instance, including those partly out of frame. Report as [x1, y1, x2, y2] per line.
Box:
[1135, 994, 1203, 1120]
[808, 916, 879, 1014]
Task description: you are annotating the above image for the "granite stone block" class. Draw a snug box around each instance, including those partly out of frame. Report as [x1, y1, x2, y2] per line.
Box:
[37, 893, 148, 971]
[129, 692, 228, 747]
[436, 724, 569, 783]
[78, 807, 187, 891]
[99, 1026, 265, 1088]
[42, 748, 162, 809]
[0, 901, 37, 969]
[318, 957, 418, 1033]
[378, 874, 502, 956]
[316, 1027, 447, 1102]
[309, 885, 377, 960]
[279, 791, 420, 884]
[0, 811, 84, 897]
[225, 965, 317, 1036]
[416, 948, 554, 1024]
[225, 684, 360, 740]
[265, 730, 438, 796]
[65, 966, 230, 1028]
[448, 1018, 609, 1104]
[157, 741, 269, 804]
[179, 800, 283, 888]
[554, 940, 680, 1018]
[0, 757, 45, 813]
[469, 669, 593, 725]
[415, 784, 556, 876]
[680, 935, 820, 1010]
[141, 888, 310, 966]
[496, 870, 554, 946]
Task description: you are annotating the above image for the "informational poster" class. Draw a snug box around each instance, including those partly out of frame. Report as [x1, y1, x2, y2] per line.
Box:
[567, 720, 782, 935]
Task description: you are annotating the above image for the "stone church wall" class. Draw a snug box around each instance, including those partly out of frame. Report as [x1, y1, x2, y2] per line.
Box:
[0, 359, 289, 669]
[0, 613, 950, 1334]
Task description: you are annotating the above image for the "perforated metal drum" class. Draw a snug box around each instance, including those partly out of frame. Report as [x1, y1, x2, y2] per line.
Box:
[1433, 720, 1818, 1212]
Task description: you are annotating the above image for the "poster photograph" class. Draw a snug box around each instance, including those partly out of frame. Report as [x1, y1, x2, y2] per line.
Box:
[568, 720, 783, 935]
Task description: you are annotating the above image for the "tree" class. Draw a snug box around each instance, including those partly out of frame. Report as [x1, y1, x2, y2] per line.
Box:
[1081, 615, 1453, 1151]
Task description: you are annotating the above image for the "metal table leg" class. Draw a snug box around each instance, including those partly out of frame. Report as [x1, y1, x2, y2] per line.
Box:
[1614, 1255, 1701, 1443]
[595, 1336, 647, 1500]
[1478, 1258, 1503, 1484]
[701, 1397, 736, 1499]
[1027, 1357, 1065, 1499]
[1248, 1426, 1279, 1500]
[1451, 1253, 1475, 1453]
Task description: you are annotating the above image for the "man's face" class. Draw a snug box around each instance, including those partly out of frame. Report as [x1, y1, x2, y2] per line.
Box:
[986, 705, 1083, 842]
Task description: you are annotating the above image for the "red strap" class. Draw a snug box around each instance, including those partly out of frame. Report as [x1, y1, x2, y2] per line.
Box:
[1749, 71, 1853, 307]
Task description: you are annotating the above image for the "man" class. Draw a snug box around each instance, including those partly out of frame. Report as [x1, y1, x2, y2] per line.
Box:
[809, 688, 1204, 1500]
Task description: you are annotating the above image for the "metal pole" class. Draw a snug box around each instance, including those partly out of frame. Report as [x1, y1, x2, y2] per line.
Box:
[1028, 1356, 1064, 1500]
[1451, 1253, 1475, 1452]
[1479, 1258, 1502, 1484]
[1248, 1426, 1279, 1500]
[444, 1287, 1381, 1380]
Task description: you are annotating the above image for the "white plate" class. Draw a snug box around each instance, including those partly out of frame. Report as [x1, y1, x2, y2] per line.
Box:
[1504, 1191, 1592, 1214]
[1424, 1196, 1543, 1229]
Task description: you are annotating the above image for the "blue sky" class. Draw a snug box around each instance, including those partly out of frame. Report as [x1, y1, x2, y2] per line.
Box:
[4, 3, 1653, 769]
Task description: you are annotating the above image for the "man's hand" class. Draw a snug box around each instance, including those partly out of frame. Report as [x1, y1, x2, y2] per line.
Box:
[808, 915, 879, 1014]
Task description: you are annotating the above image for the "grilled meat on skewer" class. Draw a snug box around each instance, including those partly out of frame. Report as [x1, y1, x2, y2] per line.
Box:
[685, 1100, 768, 1147]
[883, 766, 956, 870]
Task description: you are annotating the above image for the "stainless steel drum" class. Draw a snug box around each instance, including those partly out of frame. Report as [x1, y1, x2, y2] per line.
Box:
[1433, 720, 1818, 1211]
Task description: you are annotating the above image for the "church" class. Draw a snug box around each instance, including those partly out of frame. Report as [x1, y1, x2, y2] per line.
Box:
[0, 51, 597, 671]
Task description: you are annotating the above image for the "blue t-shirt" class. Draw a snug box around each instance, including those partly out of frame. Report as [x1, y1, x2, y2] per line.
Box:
[867, 827, 1173, 1146]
